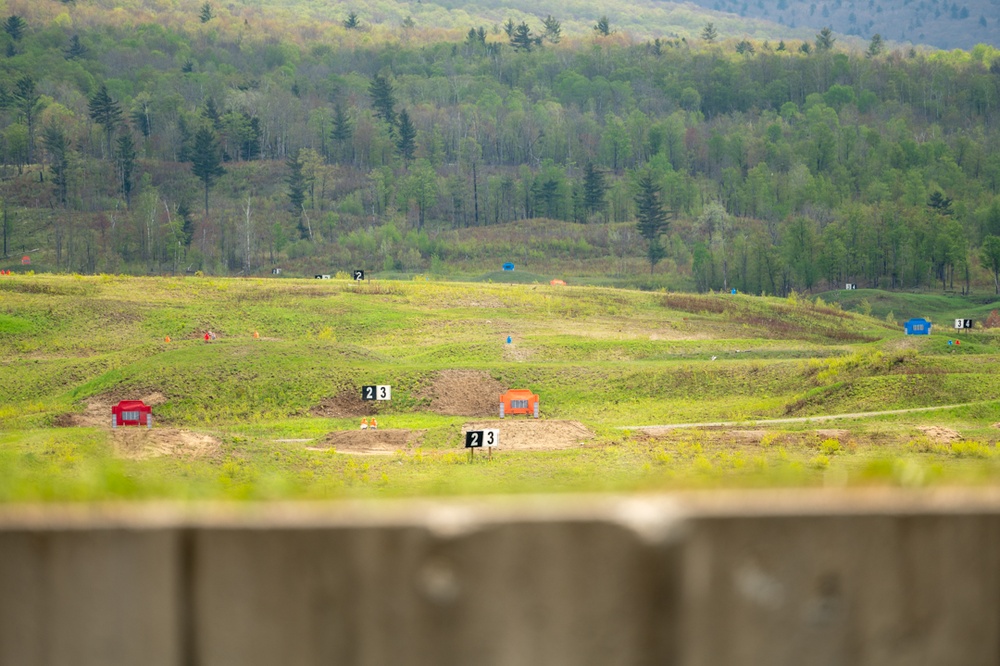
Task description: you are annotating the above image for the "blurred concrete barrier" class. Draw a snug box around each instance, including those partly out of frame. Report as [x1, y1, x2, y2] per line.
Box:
[0, 491, 998, 666]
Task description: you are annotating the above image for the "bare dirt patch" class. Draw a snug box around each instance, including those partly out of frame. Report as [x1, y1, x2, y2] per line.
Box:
[111, 428, 220, 460]
[311, 390, 376, 418]
[916, 425, 962, 443]
[315, 429, 424, 454]
[727, 430, 765, 444]
[419, 369, 506, 416]
[815, 429, 851, 442]
[461, 419, 595, 451]
[57, 392, 168, 428]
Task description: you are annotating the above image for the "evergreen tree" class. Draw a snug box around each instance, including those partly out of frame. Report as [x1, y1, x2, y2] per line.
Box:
[199, 2, 214, 22]
[543, 15, 561, 43]
[177, 201, 195, 250]
[582, 162, 607, 218]
[369, 75, 397, 129]
[866, 33, 884, 58]
[736, 39, 756, 55]
[11, 76, 42, 164]
[510, 22, 536, 52]
[701, 22, 718, 43]
[3, 15, 25, 41]
[635, 173, 670, 273]
[815, 26, 835, 51]
[503, 18, 515, 37]
[343, 12, 360, 29]
[928, 191, 953, 215]
[88, 84, 123, 158]
[202, 98, 223, 131]
[116, 133, 137, 206]
[594, 16, 611, 36]
[191, 127, 225, 216]
[42, 124, 70, 208]
[330, 103, 353, 163]
[286, 151, 309, 239]
[396, 109, 417, 164]
[65, 34, 86, 59]
[777, 40, 786, 51]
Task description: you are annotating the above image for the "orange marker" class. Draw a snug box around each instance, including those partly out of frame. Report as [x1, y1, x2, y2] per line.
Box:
[253, 330, 260, 339]
[164, 335, 171, 343]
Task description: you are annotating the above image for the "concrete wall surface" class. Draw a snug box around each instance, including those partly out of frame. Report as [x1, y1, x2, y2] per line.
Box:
[0, 490, 998, 666]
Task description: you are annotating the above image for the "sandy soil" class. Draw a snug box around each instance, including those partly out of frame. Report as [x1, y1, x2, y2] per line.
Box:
[112, 428, 220, 459]
[419, 369, 506, 416]
[314, 429, 425, 455]
[815, 429, 851, 442]
[916, 425, 962, 443]
[54, 393, 219, 459]
[461, 419, 595, 451]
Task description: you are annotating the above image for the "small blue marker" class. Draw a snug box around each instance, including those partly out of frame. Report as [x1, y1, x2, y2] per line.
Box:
[506, 336, 512, 344]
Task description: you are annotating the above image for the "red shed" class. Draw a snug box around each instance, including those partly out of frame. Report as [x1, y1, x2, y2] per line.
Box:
[112, 400, 152, 429]
[500, 389, 539, 418]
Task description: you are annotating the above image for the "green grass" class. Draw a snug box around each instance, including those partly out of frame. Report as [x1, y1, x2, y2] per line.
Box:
[3, 274, 1000, 501]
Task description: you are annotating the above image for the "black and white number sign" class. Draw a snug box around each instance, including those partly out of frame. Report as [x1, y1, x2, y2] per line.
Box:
[315, 274, 331, 279]
[353, 270, 365, 281]
[362, 385, 391, 401]
[465, 429, 499, 448]
[955, 319, 974, 329]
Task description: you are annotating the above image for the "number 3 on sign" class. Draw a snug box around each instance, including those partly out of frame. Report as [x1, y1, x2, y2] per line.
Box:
[361, 385, 391, 401]
[484, 429, 499, 448]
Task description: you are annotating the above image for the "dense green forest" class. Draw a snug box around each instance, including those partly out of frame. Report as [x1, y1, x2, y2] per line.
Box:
[1, 0, 1000, 295]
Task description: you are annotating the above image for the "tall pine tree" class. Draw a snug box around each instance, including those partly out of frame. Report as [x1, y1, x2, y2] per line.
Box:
[369, 75, 397, 129]
[396, 109, 416, 164]
[330, 104, 353, 164]
[88, 84, 123, 158]
[582, 162, 607, 219]
[116, 133, 137, 206]
[191, 127, 225, 216]
[635, 173, 670, 273]
[286, 151, 309, 239]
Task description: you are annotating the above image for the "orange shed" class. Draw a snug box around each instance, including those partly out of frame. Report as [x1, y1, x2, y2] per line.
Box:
[500, 389, 539, 418]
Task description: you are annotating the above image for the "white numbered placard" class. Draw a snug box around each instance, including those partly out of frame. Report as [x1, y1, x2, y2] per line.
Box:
[362, 385, 391, 401]
[465, 429, 499, 448]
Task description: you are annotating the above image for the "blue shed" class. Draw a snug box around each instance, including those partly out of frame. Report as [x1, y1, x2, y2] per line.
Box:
[904, 318, 931, 335]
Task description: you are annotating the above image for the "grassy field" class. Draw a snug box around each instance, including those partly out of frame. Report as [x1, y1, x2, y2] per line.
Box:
[2, 273, 1000, 501]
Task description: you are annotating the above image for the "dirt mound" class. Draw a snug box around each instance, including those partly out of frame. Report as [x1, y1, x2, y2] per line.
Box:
[111, 427, 220, 460]
[815, 429, 851, 442]
[420, 370, 506, 416]
[916, 425, 962, 443]
[315, 429, 424, 455]
[311, 390, 376, 418]
[57, 392, 168, 428]
[727, 430, 765, 444]
[461, 419, 595, 451]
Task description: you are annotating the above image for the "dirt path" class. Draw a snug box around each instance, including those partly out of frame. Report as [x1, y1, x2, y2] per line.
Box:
[624, 402, 985, 434]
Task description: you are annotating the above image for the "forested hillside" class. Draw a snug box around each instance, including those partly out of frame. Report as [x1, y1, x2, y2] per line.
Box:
[688, 0, 998, 50]
[1, 0, 1000, 295]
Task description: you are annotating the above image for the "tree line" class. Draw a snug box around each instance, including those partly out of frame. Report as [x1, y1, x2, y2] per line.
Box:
[0, 8, 999, 292]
